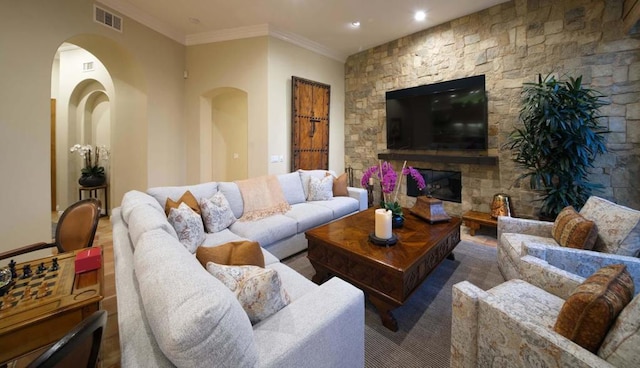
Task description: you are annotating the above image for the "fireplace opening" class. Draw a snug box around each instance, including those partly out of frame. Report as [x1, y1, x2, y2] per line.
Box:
[407, 168, 462, 203]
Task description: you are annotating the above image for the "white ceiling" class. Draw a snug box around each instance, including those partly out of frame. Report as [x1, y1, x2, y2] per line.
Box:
[98, 0, 509, 61]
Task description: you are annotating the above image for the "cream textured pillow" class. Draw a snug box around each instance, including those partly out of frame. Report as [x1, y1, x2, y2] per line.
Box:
[307, 175, 333, 201]
[206, 262, 290, 325]
[598, 292, 640, 366]
[552, 206, 598, 250]
[200, 192, 237, 233]
[168, 202, 205, 253]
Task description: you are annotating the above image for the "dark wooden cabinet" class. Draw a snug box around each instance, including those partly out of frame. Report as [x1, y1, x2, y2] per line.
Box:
[291, 76, 330, 171]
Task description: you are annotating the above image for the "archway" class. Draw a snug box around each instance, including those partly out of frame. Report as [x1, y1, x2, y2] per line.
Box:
[200, 87, 248, 182]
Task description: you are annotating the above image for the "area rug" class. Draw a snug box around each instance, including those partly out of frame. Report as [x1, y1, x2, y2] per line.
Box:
[282, 240, 504, 368]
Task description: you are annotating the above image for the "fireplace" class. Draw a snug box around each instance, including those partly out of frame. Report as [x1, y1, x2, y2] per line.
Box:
[407, 169, 462, 203]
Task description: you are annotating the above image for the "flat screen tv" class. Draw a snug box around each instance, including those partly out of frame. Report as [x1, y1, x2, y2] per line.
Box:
[386, 75, 487, 150]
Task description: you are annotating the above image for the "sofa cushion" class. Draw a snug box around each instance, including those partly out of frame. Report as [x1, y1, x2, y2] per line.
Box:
[218, 182, 244, 219]
[267, 262, 318, 302]
[298, 169, 335, 199]
[277, 172, 306, 205]
[553, 264, 634, 353]
[552, 206, 598, 250]
[598, 292, 640, 366]
[134, 229, 258, 367]
[307, 175, 334, 201]
[196, 241, 265, 268]
[579, 196, 640, 257]
[200, 192, 236, 233]
[167, 203, 205, 253]
[147, 182, 218, 209]
[308, 196, 361, 219]
[500, 233, 559, 264]
[206, 262, 291, 325]
[164, 190, 201, 216]
[128, 203, 178, 246]
[332, 172, 349, 197]
[229, 215, 297, 247]
[121, 190, 164, 225]
[284, 203, 334, 233]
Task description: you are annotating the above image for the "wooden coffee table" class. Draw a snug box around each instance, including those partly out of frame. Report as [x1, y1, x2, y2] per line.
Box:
[306, 208, 461, 331]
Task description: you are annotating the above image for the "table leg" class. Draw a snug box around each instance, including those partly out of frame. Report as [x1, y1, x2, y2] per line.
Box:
[465, 221, 480, 236]
[368, 295, 398, 332]
[309, 261, 330, 284]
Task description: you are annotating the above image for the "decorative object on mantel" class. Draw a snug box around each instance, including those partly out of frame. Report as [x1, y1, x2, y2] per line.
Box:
[361, 160, 425, 228]
[70, 144, 110, 187]
[410, 196, 451, 224]
[490, 193, 512, 218]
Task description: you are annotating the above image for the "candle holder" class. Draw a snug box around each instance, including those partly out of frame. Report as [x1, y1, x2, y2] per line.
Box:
[369, 232, 398, 246]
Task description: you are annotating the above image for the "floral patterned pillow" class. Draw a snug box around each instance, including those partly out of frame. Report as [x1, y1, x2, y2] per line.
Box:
[307, 175, 333, 201]
[167, 202, 205, 253]
[206, 262, 290, 325]
[200, 192, 237, 233]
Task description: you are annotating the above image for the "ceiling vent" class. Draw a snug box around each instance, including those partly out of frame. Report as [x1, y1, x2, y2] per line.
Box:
[94, 5, 122, 32]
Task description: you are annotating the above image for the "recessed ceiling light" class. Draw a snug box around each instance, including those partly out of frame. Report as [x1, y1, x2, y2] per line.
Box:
[351, 21, 360, 28]
[414, 11, 426, 21]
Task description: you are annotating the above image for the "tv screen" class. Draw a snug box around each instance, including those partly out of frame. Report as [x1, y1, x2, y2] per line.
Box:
[386, 75, 487, 150]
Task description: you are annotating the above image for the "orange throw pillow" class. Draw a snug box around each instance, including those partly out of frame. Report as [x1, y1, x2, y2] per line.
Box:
[165, 190, 201, 216]
[328, 172, 349, 197]
[196, 241, 265, 268]
[552, 206, 598, 249]
[553, 264, 634, 353]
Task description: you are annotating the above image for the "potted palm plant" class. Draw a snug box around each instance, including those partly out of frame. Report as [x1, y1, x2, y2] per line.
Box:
[505, 74, 608, 220]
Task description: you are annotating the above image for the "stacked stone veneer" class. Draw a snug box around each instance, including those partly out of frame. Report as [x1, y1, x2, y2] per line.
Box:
[345, 0, 640, 218]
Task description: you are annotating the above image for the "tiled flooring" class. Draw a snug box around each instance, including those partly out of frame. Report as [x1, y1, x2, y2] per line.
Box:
[92, 214, 497, 367]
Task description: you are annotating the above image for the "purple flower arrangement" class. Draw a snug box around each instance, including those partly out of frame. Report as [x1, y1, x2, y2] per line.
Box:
[361, 160, 426, 216]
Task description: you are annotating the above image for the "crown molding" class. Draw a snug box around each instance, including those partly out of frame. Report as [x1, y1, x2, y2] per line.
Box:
[269, 26, 347, 63]
[185, 24, 270, 46]
[96, 0, 186, 44]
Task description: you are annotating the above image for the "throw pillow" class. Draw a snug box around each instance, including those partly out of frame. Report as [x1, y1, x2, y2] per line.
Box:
[330, 172, 349, 197]
[552, 206, 598, 250]
[167, 202, 205, 253]
[207, 262, 290, 325]
[165, 190, 201, 216]
[553, 264, 634, 353]
[598, 292, 640, 366]
[196, 241, 265, 268]
[307, 175, 333, 201]
[200, 192, 237, 233]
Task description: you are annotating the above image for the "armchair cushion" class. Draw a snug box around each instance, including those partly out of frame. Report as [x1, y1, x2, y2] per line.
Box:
[579, 196, 640, 257]
[599, 292, 640, 366]
[554, 264, 634, 353]
[553, 206, 598, 250]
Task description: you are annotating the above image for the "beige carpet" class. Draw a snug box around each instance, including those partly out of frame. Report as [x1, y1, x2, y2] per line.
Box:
[282, 240, 504, 368]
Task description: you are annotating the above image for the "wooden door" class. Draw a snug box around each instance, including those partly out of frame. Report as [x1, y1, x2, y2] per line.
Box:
[291, 76, 330, 170]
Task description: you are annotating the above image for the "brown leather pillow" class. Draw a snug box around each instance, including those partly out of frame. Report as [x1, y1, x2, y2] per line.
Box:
[553, 264, 634, 353]
[196, 241, 265, 268]
[328, 172, 349, 197]
[165, 190, 201, 216]
[552, 206, 598, 249]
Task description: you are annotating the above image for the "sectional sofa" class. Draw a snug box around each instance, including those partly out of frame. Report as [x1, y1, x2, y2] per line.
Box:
[111, 170, 367, 367]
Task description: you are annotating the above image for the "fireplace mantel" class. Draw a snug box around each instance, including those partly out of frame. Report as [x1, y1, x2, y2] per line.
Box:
[378, 152, 498, 165]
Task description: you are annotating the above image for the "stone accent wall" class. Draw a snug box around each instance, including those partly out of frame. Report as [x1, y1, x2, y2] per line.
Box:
[345, 0, 640, 218]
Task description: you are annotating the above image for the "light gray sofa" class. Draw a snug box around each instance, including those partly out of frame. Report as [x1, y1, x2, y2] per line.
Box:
[112, 170, 367, 367]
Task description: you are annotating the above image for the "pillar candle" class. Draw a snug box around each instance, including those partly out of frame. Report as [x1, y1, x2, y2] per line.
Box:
[375, 208, 392, 239]
[369, 177, 374, 186]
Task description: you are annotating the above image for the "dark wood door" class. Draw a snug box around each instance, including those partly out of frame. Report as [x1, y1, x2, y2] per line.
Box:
[291, 76, 330, 170]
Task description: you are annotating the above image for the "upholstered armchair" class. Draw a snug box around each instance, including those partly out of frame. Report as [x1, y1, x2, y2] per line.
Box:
[497, 196, 640, 298]
[451, 276, 639, 368]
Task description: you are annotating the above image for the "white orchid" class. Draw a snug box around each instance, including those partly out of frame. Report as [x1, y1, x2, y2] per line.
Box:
[70, 144, 110, 177]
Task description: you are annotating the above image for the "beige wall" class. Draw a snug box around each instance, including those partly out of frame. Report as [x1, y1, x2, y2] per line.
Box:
[267, 37, 346, 174]
[0, 0, 185, 254]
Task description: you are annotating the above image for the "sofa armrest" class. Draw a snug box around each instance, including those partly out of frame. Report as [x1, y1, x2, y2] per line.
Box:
[347, 186, 368, 211]
[518, 254, 585, 299]
[497, 216, 554, 241]
[451, 281, 489, 368]
[253, 277, 364, 368]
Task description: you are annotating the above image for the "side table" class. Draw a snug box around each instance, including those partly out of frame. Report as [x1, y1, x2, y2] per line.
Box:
[462, 210, 497, 236]
[78, 184, 109, 217]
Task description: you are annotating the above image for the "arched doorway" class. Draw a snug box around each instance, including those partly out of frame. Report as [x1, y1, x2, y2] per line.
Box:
[200, 87, 248, 182]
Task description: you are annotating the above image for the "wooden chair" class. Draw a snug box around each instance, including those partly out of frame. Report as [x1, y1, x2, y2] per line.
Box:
[0, 199, 101, 261]
[26, 310, 107, 368]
